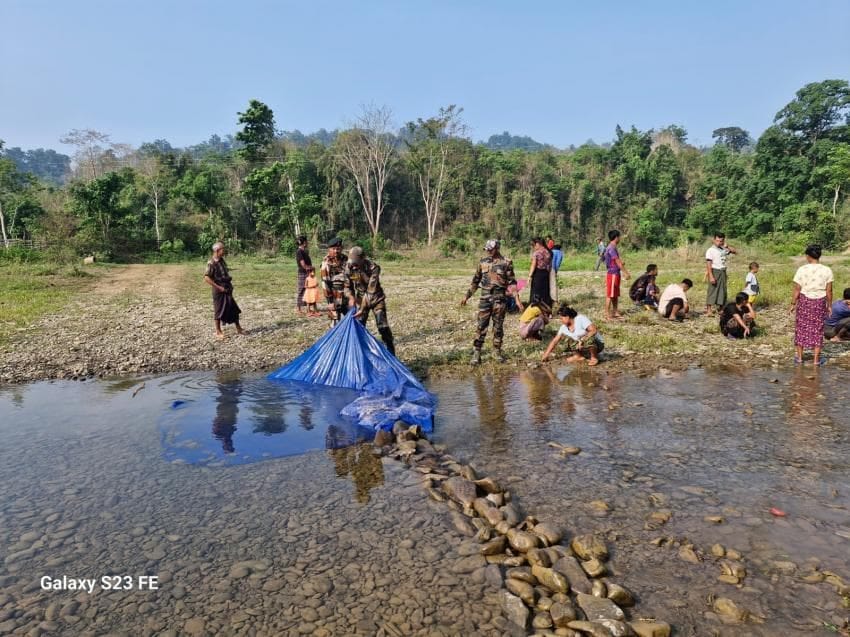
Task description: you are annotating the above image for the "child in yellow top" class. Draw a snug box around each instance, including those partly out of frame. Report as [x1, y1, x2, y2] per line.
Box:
[519, 298, 551, 340]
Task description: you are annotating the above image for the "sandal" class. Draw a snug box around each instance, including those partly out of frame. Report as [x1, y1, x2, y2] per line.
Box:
[793, 357, 802, 365]
[816, 356, 827, 366]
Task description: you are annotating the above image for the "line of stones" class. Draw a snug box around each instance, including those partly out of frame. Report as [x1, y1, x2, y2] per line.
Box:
[373, 423, 672, 637]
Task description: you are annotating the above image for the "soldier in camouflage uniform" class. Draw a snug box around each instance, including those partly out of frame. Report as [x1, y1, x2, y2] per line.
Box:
[344, 246, 396, 355]
[461, 239, 522, 364]
[320, 237, 348, 325]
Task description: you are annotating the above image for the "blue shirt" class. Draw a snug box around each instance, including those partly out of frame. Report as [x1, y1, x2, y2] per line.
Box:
[551, 249, 564, 272]
[825, 300, 850, 327]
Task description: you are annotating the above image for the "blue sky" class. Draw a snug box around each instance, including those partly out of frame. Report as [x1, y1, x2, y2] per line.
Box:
[2, 0, 849, 152]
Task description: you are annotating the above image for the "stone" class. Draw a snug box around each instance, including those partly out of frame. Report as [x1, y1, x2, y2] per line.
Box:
[591, 580, 607, 597]
[526, 548, 552, 567]
[460, 464, 478, 481]
[704, 515, 724, 524]
[480, 536, 506, 556]
[771, 560, 797, 575]
[262, 578, 285, 592]
[501, 504, 522, 526]
[582, 558, 606, 578]
[677, 545, 700, 564]
[711, 543, 726, 557]
[311, 575, 333, 594]
[531, 565, 570, 594]
[606, 583, 635, 607]
[475, 477, 501, 494]
[629, 621, 671, 637]
[507, 567, 537, 585]
[506, 578, 536, 606]
[553, 556, 592, 594]
[443, 477, 477, 507]
[534, 522, 563, 545]
[507, 528, 540, 553]
[500, 591, 530, 630]
[567, 620, 614, 637]
[533, 611, 554, 629]
[183, 618, 205, 636]
[712, 597, 748, 623]
[550, 601, 578, 628]
[571, 534, 608, 561]
[596, 619, 636, 637]
[726, 549, 742, 560]
[452, 554, 487, 574]
[373, 429, 394, 446]
[449, 511, 475, 536]
[575, 592, 625, 621]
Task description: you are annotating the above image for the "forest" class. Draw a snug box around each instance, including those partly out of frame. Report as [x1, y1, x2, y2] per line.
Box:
[1, 79, 849, 260]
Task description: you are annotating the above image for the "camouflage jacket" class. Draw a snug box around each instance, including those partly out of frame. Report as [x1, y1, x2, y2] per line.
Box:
[344, 258, 384, 303]
[466, 255, 517, 298]
[320, 253, 348, 296]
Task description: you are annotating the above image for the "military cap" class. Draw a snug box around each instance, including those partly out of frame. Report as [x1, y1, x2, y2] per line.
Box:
[327, 237, 342, 247]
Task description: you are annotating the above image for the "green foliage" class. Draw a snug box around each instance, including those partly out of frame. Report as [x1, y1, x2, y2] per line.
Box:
[6, 79, 850, 260]
[236, 100, 276, 162]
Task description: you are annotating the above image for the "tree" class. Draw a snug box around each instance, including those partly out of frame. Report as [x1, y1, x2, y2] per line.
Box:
[405, 105, 466, 245]
[815, 144, 850, 216]
[774, 80, 850, 148]
[0, 156, 41, 246]
[69, 169, 140, 250]
[335, 105, 397, 241]
[138, 154, 173, 242]
[236, 100, 276, 162]
[712, 127, 752, 153]
[60, 128, 112, 180]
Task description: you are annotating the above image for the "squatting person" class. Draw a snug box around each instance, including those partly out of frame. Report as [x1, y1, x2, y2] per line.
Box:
[461, 239, 522, 365]
[344, 246, 395, 355]
[203, 242, 245, 339]
[541, 304, 604, 366]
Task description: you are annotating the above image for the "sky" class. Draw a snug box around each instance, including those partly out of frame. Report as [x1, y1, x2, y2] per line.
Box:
[2, 0, 849, 153]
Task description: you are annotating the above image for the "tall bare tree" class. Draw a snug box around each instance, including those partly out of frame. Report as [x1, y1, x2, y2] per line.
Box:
[405, 105, 466, 245]
[335, 105, 396, 241]
[60, 129, 112, 181]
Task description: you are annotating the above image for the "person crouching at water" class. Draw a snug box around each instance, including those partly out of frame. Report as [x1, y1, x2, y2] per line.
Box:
[519, 297, 551, 341]
[720, 292, 755, 339]
[658, 278, 693, 321]
[204, 242, 245, 340]
[541, 304, 604, 366]
[824, 287, 850, 342]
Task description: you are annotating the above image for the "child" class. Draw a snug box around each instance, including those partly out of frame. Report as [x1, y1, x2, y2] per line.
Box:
[519, 297, 551, 341]
[743, 262, 760, 314]
[303, 267, 321, 317]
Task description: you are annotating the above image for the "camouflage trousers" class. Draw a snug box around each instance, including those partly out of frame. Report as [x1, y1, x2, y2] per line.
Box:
[474, 293, 507, 350]
[356, 297, 395, 355]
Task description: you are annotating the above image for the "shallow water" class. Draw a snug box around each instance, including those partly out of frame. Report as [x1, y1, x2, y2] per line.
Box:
[0, 366, 848, 636]
[430, 365, 850, 635]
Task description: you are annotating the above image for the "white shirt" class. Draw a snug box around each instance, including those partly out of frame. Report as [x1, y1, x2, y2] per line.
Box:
[705, 245, 730, 270]
[743, 272, 759, 296]
[793, 263, 834, 299]
[558, 315, 603, 343]
[658, 284, 688, 315]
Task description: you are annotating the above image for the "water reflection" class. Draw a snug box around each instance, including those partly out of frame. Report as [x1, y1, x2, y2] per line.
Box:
[211, 373, 242, 453]
[160, 376, 370, 466]
[329, 442, 385, 503]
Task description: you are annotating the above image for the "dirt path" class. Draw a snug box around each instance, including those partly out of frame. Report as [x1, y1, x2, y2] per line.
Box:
[90, 263, 185, 299]
[0, 264, 312, 383]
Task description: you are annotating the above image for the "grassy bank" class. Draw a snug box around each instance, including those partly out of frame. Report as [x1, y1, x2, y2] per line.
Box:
[1, 244, 848, 381]
[0, 256, 106, 345]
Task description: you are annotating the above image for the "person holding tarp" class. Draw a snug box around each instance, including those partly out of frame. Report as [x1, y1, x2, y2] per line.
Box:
[203, 242, 245, 340]
[320, 237, 348, 325]
[344, 246, 396, 355]
[461, 239, 522, 365]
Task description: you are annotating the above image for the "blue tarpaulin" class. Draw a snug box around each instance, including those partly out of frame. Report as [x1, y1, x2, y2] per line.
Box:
[268, 310, 435, 432]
